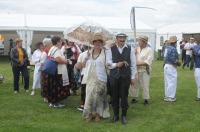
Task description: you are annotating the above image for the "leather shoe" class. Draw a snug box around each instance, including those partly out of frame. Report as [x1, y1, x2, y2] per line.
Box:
[131, 98, 138, 104]
[144, 99, 149, 105]
[110, 116, 119, 123]
[121, 116, 127, 125]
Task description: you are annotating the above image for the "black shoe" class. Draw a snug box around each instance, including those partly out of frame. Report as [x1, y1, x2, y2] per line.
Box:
[131, 98, 138, 104]
[121, 116, 127, 125]
[110, 116, 119, 123]
[144, 99, 149, 105]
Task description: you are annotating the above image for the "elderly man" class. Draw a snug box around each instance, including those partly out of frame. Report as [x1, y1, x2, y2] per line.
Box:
[129, 35, 153, 105]
[163, 36, 181, 102]
[106, 33, 136, 125]
[193, 43, 200, 101]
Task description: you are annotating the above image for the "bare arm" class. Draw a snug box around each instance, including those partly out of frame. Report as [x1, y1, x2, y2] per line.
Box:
[54, 57, 68, 64]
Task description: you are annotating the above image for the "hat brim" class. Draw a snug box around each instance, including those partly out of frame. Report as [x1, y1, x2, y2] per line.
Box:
[90, 39, 105, 46]
[169, 39, 179, 43]
[139, 38, 148, 43]
[116, 35, 128, 37]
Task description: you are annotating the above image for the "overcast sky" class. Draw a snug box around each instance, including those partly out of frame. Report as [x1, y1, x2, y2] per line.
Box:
[1, 0, 200, 28]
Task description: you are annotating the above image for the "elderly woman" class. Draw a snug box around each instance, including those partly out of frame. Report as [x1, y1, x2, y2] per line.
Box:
[10, 38, 29, 93]
[82, 35, 110, 122]
[40, 38, 53, 102]
[43, 36, 70, 108]
[31, 42, 44, 95]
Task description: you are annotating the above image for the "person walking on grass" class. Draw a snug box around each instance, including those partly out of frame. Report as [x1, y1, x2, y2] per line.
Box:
[193, 43, 200, 101]
[106, 33, 136, 125]
[30, 42, 44, 95]
[163, 36, 181, 102]
[10, 38, 30, 93]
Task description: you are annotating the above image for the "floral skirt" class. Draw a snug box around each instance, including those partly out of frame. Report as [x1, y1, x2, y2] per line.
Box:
[41, 72, 70, 104]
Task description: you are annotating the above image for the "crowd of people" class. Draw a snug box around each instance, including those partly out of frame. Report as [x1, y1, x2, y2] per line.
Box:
[8, 33, 200, 125]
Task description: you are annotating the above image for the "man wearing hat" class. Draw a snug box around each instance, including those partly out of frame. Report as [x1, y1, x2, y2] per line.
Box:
[129, 35, 153, 105]
[10, 38, 29, 93]
[163, 36, 181, 102]
[106, 33, 136, 125]
[182, 37, 196, 70]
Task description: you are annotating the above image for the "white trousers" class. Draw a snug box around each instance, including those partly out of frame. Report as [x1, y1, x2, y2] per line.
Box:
[32, 63, 41, 89]
[194, 68, 200, 98]
[164, 64, 177, 98]
[129, 71, 150, 99]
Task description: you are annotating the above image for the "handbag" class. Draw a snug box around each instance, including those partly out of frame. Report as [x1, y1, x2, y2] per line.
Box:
[42, 49, 58, 75]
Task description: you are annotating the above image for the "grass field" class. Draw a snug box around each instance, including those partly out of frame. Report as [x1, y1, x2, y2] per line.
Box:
[0, 56, 199, 132]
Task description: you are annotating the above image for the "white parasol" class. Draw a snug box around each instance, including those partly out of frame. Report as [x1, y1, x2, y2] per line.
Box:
[64, 21, 115, 47]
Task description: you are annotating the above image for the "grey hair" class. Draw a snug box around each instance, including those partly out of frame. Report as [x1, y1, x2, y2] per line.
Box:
[42, 38, 52, 46]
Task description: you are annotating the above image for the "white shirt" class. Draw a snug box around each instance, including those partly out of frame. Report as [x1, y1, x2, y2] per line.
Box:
[48, 46, 66, 74]
[106, 44, 137, 80]
[31, 49, 42, 65]
[77, 51, 87, 75]
[184, 43, 195, 55]
[136, 46, 153, 72]
[40, 52, 47, 64]
[82, 49, 107, 84]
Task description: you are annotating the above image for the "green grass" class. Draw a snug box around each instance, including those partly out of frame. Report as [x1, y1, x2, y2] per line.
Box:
[0, 56, 199, 132]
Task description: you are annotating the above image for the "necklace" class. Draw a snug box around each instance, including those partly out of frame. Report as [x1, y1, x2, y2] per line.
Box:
[92, 49, 101, 60]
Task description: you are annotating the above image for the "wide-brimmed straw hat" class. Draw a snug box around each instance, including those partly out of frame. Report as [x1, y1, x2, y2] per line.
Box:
[168, 36, 178, 43]
[139, 35, 148, 43]
[90, 35, 105, 45]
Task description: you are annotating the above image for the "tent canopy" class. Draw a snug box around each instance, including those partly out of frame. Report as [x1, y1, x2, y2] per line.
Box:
[157, 22, 200, 34]
[0, 13, 156, 58]
[0, 14, 156, 33]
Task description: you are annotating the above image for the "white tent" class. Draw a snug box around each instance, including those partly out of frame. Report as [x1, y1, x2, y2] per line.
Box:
[156, 22, 200, 53]
[0, 13, 156, 58]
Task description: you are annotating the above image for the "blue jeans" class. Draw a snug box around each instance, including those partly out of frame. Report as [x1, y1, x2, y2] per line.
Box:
[12, 65, 29, 91]
[183, 55, 194, 70]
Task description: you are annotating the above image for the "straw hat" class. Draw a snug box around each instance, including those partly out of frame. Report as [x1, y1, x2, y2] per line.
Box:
[168, 36, 178, 43]
[139, 35, 148, 43]
[90, 35, 105, 45]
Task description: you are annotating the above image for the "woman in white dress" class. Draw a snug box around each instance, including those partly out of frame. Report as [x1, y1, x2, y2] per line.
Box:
[31, 42, 44, 95]
[82, 35, 110, 122]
